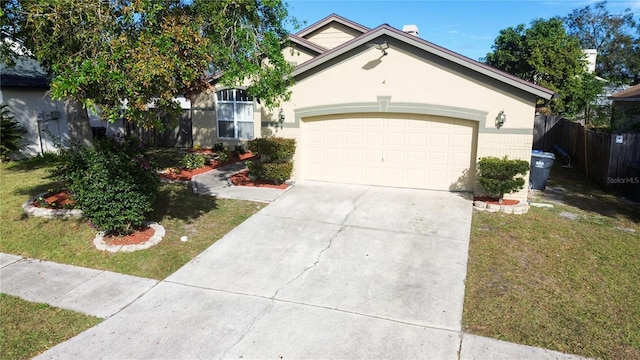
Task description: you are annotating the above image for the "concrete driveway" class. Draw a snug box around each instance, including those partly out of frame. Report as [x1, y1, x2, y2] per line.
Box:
[38, 182, 474, 359]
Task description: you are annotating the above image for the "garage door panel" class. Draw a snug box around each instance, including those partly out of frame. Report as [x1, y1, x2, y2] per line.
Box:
[304, 114, 475, 191]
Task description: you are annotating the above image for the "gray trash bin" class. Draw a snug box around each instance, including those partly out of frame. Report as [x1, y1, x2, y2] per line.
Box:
[530, 151, 555, 190]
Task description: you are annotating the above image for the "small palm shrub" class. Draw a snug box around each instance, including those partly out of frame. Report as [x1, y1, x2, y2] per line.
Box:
[246, 137, 296, 184]
[477, 156, 529, 203]
[52, 136, 159, 235]
[181, 153, 206, 170]
[0, 104, 25, 161]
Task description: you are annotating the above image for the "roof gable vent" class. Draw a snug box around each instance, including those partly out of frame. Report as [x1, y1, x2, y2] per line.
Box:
[402, 24, 419, 37]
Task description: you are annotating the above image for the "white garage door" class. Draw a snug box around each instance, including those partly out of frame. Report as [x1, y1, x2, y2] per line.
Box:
[303, 113, 476, 191]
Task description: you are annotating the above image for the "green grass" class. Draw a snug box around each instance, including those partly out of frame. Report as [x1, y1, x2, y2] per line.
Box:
[0, 154, 265, 279]
[0, 294, 101, 360]
[463, 164, 640, 359]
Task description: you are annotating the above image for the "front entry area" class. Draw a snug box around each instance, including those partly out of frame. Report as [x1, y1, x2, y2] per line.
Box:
[302, 113, 478, 191]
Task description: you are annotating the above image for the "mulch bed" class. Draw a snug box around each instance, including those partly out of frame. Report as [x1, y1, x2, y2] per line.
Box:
[228, 169, 289, 189]
[160, 152, 257, 182]
[33, 190, 76, 209]
[473, 196, 520, 206]
[103, 226, 155, 246]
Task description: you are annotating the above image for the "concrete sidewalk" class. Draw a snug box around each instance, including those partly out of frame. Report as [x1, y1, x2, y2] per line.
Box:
[191, 162, 290, 202]
[0, 253, 157, 319]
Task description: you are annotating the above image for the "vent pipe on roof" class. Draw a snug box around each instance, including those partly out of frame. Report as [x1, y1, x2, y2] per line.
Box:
[402, 25, 419, 37]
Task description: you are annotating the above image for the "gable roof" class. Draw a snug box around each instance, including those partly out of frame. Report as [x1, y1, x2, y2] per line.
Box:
[295, 13, 370, 39]
[610, 83, 640, 101]
[288, 34, 327, 55]
[291, 21, 555, 100]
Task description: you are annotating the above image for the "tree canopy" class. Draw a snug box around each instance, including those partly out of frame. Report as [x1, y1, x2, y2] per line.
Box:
[1, 0, 296, 127]
[564, 1, 639, 85]
[484, 17, 589, 115]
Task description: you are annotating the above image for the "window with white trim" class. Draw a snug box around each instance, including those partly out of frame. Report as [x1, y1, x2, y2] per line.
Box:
[216, 88, 254, 139]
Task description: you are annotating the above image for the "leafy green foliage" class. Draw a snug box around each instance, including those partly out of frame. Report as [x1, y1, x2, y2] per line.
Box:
[484, 18, 592, 115]
[233, 144, 247, 158]
[564, 1, 639, 85]
[181, 153, 206, 170]
[478, 156, 530, 203]
[246, 161, 293, 184]
[246, 137, 295, 184]
[52, 136, 159, 235]
[1, 0, 296, 127]
[0, 104, 25, 161]
[212, 142, 225, 152]
[247, 137, 296, 162]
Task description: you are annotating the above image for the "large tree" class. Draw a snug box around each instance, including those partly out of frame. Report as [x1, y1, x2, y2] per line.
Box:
[564, 1, 638, 85]
[1, 0, 295, 128]
[484, 17, 591, 115]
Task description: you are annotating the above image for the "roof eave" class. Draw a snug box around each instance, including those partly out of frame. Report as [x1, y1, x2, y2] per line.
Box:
[294, 13, 370, 38]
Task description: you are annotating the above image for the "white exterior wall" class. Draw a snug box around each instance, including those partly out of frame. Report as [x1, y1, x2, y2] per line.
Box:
[2, 88, 69, 157]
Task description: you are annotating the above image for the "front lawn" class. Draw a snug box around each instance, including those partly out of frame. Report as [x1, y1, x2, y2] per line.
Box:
[463, 164, 640, 359]
[0, 154, 265, 280]
[0, 294, 101, 360]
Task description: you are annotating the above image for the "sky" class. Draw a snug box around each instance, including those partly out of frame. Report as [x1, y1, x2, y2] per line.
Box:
[286, 0, 640, 61]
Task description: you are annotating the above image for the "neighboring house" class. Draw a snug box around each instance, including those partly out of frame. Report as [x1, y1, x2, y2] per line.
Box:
[192, 14, 554, 201]
[1, 55, 194, 155]
[610, 83, 640, 130]
[0, 56, 71, 157]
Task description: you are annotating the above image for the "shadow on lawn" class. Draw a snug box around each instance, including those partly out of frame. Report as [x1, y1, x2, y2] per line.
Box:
[534, 163, 640, 223]
[148, 183, 218, 223]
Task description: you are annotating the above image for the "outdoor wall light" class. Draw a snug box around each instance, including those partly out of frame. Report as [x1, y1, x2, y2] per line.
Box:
[279, 108, 285, 123]
[374, 41, 389, 55]
[496, 110, 506, 128]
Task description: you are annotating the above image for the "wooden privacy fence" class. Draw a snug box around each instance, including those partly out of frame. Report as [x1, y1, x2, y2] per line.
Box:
[555, 119, 640, 191]
[127, 109, 193, 148]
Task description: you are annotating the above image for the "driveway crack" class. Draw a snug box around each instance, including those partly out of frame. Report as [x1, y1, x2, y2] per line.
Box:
[342, 187, 369, 224]
[218, 301, 275, 360]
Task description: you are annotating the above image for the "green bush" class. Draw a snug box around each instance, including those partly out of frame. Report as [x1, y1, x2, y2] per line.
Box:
[478, 156, 529, 203]
[247, 161, 293, 184]
[181, 153, 206, 170]
[233, 144, 247, 157]
[247, 137, 296, 162]
[52, 136, 159, 235]
[217, 151, 229, 163]
[212, 142, 225, 152]
[0, 104, 25, 161]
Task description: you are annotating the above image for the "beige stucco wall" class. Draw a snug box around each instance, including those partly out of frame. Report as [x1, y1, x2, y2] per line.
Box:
[262, 42, 538, 201]
[304, 23, 363, 49]
[284, 46, 316, 66]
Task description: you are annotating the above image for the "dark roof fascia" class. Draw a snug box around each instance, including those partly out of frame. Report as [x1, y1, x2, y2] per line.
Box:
[294, 13, 370, 39]
[288, 35, 327, 55]
[610, 83, 640, 100]
[0, 74, 50, 89]
[292, 24, 555, 100]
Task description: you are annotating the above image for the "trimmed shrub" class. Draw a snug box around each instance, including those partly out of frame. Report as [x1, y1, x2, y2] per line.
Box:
[212, 142, 225, 152]
[246, 137, 296, 184]
[247, 137, 296, 162]
[247, 161, 293, 184]
[478, 156, 529, 203]
[0, 104, 25, 161]
[52, 136, 159, 235]
[233, 144, 247, 157]
[181, 153, 206, 170]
